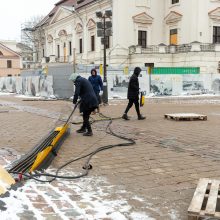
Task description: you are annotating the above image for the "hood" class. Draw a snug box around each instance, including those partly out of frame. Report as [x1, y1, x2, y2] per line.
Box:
[133, 67, 142, 76]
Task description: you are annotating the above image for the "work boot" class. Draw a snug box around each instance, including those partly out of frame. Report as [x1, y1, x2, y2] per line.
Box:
[83, 131, 93, 136]
[76, 127, 86, 133]
[138, 114, 146, 120]
[122, 113, 129, 120]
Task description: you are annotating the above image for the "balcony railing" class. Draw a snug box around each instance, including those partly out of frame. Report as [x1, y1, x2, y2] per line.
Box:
[55, 56, 69, 63]
[134, 43, 220, 54]
[141, 46, 159, 53]
[200, 43, 215, 51]
[176, 44, 192, 53]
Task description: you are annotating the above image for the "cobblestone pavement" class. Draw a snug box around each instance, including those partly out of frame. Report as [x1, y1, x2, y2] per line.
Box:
[1, 94, 220, 219]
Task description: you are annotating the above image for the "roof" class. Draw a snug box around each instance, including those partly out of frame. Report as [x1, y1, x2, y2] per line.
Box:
[36, 0, 76, 28]
[75, 0, 96, 9]
[0, 42, 21, 57]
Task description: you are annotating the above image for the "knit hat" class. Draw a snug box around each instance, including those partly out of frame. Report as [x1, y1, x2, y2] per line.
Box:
[69, 73, 79, 82]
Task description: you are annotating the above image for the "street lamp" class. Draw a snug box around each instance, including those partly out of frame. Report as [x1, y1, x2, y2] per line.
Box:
[96, 10, 112, 104]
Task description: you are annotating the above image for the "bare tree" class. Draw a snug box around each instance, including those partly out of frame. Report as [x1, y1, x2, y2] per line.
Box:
[21, 15, 45, 68]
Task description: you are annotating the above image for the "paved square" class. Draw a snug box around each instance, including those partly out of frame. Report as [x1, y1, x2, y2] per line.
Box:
[1, 94, 220, 219]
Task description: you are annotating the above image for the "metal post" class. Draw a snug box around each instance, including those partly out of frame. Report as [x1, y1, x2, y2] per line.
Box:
[103, 15, 108, 104]
[149, 67, 151, 94]
[73, 48, 76, 73]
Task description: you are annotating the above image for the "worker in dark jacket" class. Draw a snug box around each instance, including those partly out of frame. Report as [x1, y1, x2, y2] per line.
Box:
[70, 73, 98, 136]
[88, 68, 103, 113]
[122, 67, 145, 120]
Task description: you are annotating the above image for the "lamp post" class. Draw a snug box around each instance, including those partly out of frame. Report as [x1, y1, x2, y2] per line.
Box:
[96, 10, 112, 104]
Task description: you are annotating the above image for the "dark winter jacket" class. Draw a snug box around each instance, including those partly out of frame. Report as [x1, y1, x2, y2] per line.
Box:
[88, 69, 103, 94]
[127, 67, 141, 100]
[73, 76, 98, 112]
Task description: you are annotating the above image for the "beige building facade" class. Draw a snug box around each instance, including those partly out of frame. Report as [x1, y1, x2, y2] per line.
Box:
[0, 43, 21, 77]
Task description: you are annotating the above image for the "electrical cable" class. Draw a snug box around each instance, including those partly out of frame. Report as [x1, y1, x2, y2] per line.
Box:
[10, 114, 135, 183]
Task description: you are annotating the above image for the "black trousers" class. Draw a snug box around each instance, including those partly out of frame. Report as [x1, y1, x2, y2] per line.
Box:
[124, 98, 140, 116]
[82, 109, 92, 131]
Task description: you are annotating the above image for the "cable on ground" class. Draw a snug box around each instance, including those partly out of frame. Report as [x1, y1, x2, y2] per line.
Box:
[10, 114, 135, 183]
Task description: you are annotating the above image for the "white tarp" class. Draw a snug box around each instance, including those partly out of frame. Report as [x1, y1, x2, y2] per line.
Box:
[0, 76, 54, 97]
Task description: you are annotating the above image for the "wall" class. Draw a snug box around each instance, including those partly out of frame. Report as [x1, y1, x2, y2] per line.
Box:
[130, 51, 220, 74]
[0, 75, 53, 97]
[48, 65, 74, 98]
[149, 73, 220, 96]
[0, 58, 21, 76]
[1, 64, 220, 99]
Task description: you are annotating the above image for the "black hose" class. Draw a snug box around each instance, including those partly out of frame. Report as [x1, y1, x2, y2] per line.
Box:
[11, 114, 135, 183]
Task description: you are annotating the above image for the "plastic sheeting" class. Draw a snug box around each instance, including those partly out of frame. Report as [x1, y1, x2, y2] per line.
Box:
[0, 75, 54, 97]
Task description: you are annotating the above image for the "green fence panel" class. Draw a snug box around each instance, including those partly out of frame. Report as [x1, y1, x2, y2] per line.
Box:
[152, 67, 200, 74]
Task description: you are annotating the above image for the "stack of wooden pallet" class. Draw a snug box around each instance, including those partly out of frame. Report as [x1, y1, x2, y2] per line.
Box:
[164, 113, 207, 121]
[188, 178, 220, 219]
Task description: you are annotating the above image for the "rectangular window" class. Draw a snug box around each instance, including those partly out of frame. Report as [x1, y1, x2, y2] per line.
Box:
[91, 35, 95, 51]
[69, 41, 72, 55]
[213, 26, 220, 43]
[170, 29, 178, 45]
[79, 38, 83, 53]
[7, 60, 12, 68]
[57, 45, 60, 58]
[171, 0, 179, 4]
[43, 49, 45, 57]
[138, 30, 147, 48]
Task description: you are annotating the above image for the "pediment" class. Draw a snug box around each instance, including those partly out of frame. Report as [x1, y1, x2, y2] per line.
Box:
[164, 11, 182, 24]
[133, 12, 153, 24]
[87, 19, 96, 30]
[209, 7, 220, 21]
[58, 29, 67, 37]
[50, 7, 72, 24]
[75, 23, 83, 33]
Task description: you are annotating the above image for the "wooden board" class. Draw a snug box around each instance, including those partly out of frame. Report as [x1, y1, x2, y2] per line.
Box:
[188, 178, 220, 219]
[0, 165, 15, 195]
[164, 113, 207, 121]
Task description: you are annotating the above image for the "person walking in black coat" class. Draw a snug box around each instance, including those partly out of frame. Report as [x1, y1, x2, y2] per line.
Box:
[122, 67, 146, 120]
[70, 73, 98, 136]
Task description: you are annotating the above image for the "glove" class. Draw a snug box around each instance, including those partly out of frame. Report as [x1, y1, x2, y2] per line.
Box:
[99, 91, 103, 96]
[73, 100, 77, 105]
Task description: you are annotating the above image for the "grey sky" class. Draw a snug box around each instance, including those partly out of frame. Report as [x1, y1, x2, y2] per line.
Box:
[0, 0, 57, 41]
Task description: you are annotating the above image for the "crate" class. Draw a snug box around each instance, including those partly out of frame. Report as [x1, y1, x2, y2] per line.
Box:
[164, 113, 207, 121]
[188, 178, 220, 219]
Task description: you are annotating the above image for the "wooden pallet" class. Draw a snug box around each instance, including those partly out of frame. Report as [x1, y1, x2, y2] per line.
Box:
[188, 178, 220, 219]
[164, 113, 207, 121]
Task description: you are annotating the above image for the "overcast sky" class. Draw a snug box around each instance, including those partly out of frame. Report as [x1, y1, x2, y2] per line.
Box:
[0, 0, 57, 41]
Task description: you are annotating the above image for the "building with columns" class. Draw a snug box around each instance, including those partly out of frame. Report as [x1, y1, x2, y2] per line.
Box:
[34, 0, 220, 95]
[35, 0, 220, 71]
